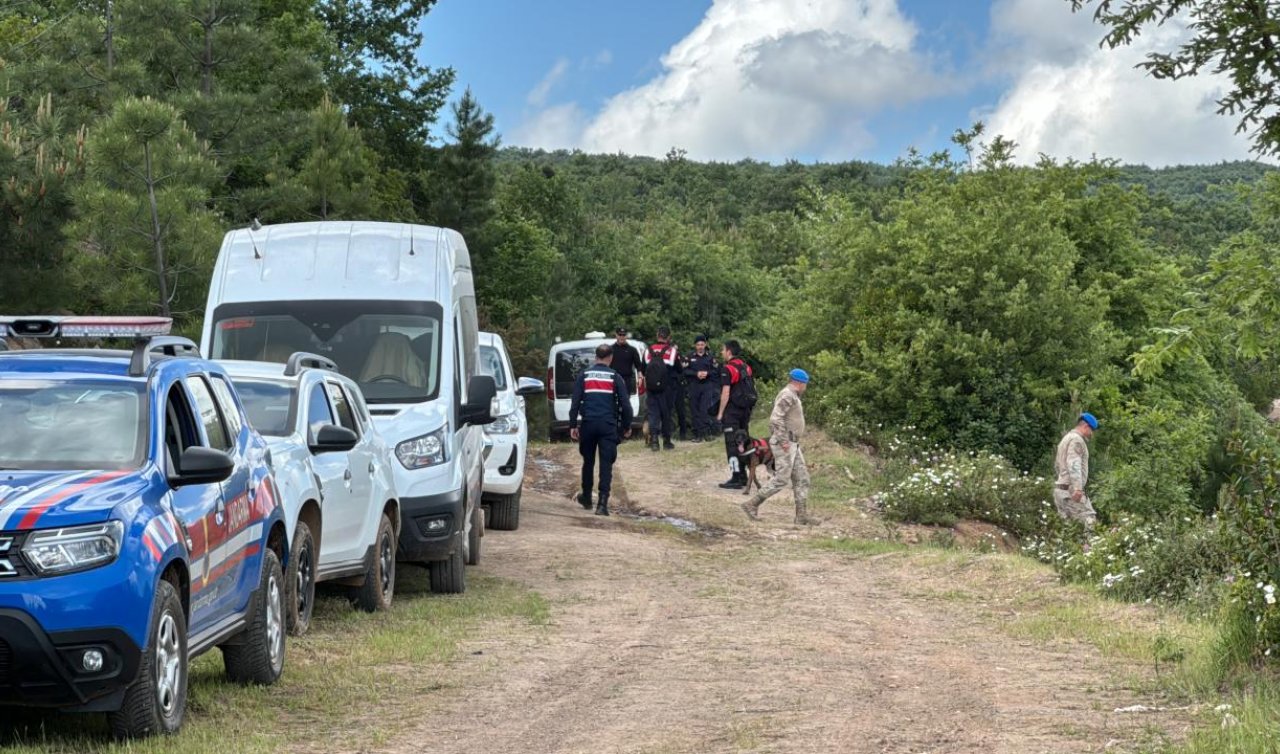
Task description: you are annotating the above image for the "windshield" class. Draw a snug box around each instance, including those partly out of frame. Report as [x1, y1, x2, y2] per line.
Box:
[210, 300, 443, 404]
[0, 379, 146, 470]
[230, 379, 294, 437]
[479, 345, 508, 391]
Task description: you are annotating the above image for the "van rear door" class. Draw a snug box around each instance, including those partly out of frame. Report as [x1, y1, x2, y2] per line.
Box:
[553, 346, 596, 412]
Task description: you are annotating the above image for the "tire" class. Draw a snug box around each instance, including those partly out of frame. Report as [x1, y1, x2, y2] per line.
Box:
[108, 579, 187, 739]
[286, 522, 316, 636]
[488, 488, 521, 531]
[222, 548, 286, 685]
[465, 504, 483, 566]
[428, 543, 466, 594]
[352, 515, 396, 612]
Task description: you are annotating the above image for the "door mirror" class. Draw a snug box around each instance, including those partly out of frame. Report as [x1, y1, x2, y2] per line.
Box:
[516, 377, 545, 396]
[171, 447, 235, 487]
[310, 424, 359, 454]
[461, 375, 498, 426]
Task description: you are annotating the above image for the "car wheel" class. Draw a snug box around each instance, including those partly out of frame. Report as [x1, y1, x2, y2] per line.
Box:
[488, 488, 521, 531]
[352, 515, 396, 612]
[108, 579, 187, 739]
[286, 522, 316, 636]
[222, 548, 286, 685]
[465, 504, 483, 566]
[428, 544, 466, 594]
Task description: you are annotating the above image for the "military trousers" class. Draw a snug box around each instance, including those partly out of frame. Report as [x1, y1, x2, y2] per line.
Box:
[749, 440, 810, 511]
[579, 421, 620, 497]
[1052, 489, 1097, 529]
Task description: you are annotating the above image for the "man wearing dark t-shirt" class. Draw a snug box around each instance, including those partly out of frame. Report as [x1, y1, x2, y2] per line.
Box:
[610, 327, 643, 395]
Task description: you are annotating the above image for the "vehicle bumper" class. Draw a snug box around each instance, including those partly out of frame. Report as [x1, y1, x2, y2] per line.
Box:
[397, 489, 465, 564]
[482, 437, 523, 496]
[0, 609, 141, 711]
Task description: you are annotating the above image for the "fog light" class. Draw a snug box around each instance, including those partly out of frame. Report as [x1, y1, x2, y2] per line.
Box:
[425, 519, 447, 532]
[82, 649, 104, 673]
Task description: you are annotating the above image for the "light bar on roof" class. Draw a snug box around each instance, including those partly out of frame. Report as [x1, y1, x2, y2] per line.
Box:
[0, 316, 172, 339]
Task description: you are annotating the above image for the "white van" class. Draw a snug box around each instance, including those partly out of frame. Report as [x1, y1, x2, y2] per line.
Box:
[546, 332, 646, 441]
[200, 221, 496, 594]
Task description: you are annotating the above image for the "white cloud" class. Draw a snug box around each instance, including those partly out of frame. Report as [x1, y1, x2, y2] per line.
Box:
[593, 49, 613, 67]
[514, 0, 948, 161]
[527, 58, 570, 108]
[983, 0, 1255, 165]
[510, 103, 586, 151]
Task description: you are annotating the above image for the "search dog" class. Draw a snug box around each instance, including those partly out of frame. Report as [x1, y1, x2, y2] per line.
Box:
[733, 430, 776, 495]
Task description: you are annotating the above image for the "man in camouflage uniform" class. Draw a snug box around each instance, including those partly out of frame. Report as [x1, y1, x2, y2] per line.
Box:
[1053, 413, 1098, 529]
[741, 369, 818, 526]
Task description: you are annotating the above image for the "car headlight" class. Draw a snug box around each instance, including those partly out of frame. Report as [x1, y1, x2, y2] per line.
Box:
[23, 521, 125, 575]
[486, 412, 521, 435]
[396, 426, 448, 469]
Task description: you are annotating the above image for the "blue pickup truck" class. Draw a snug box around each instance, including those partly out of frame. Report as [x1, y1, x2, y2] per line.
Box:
[0, 317, 288, 737]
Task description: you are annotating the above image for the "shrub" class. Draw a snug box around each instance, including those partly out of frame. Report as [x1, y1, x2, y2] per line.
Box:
[877, 450, 1056, 538]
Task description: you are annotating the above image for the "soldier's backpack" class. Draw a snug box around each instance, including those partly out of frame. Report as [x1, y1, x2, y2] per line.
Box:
[726, 358, 757, 411]
[645, 344, 671, 393]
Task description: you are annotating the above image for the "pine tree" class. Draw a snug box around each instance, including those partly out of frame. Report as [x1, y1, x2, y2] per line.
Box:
[430, 88, 499, 236]
[290, 94, 373, 220]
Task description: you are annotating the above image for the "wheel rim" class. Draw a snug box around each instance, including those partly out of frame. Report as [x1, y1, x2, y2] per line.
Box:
[155, 612, 181, 716]
[266, 569, 283, 670]
[296, 541, 314, 619]
[379, 531, 393, 599]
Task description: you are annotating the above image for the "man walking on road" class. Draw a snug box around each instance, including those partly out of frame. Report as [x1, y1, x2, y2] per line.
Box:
[643, 327, 679, 451]
[1054, 413, 1098, 529]
[569, 344, 633, 516]
[716, 340, 757, 489]
[610, 327, 643, 397]
[742, 369, 818, 525]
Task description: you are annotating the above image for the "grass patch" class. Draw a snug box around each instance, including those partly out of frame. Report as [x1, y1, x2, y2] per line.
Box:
[809, 536, 908, 558]
[0, 571, 548, 753]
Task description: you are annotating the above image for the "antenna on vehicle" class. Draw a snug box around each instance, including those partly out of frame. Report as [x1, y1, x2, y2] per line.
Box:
[408, 225, 416, 256]
[247, 218, 263, 260]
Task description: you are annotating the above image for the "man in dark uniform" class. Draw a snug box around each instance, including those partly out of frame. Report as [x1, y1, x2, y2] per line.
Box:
[674, 347, 691, 441]
[685, 335, 718, 442]
[610, 327, 643, 396]
[569, 344, 633, 516]
[716, 339, 757, 489]
[643, 327, 679, 451]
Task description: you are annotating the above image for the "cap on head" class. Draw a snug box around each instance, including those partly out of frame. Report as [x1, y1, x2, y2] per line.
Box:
[789, 368, 810, 384]
[695, 334, 708, 344]
[1079, 412, 1098, 430]
[615, 327, 627, 336]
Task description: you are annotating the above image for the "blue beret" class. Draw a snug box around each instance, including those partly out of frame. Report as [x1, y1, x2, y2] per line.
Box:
[1079, 412, 1098, 430]
[789, 368, 810, 384]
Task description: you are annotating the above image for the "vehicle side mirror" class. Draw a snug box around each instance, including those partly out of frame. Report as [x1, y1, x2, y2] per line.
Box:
[516, 377, 545, 396]
[171, 447, 235, 487]
[461, 375, 498, 426]
[310, 424, 359, 454]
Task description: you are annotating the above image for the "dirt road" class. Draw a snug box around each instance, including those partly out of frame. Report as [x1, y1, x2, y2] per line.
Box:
[384, 439, 1194, 754]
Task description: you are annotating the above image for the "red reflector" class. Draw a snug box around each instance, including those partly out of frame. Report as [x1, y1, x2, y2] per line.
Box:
[219, 318, 255, 330]
[546, 367, 554, 401]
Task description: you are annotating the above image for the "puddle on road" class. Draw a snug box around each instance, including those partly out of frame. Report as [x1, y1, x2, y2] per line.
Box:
[533, 458, 565, 474]
[619, 512, 724, 538]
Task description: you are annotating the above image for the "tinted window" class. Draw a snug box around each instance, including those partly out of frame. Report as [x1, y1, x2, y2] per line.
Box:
[209, 300, 443, 405]
[0, 379, 145, 471]
[307, 384, 334, 440]
[209, 376, 244, 438]
[185, 377, 231, 451]
[232, 379, 293, 437]
[165, 385, 200, 469]
[479, 345, 509, 390]
[554, 347, 595, 396]
[326, 383, 359, 434]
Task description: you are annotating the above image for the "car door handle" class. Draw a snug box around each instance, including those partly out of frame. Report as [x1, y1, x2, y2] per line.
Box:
[368, 461, 376, 475]
[343, 468, 352, 482]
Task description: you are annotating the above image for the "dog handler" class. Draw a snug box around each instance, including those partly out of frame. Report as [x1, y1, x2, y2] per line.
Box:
[741, 369, 818, 525]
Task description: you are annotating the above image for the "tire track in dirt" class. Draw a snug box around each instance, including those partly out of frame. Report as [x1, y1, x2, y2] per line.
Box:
[377, 442, 1193, 754]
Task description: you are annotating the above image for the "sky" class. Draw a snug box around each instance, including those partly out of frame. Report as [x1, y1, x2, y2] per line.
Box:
[418, 0, 1259, 167]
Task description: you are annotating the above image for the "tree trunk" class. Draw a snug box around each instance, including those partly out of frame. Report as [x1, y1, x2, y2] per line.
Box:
[105, 0, 114, 74]
[143, 141, 171, 318]
[201, 14, 213, 97]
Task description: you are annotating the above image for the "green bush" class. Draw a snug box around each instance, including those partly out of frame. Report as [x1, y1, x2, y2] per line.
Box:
[877, 450, 1056, 538]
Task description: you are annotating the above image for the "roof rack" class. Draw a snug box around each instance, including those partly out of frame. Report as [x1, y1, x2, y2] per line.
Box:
[284, 351, 338, 376]
[129, 336, 200, 377]
[0, 316, 172, 340]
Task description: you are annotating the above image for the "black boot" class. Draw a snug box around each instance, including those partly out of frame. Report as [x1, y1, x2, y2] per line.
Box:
[595, 493, 610, 516]
[719, 474, 746, 490]
[663, 438, 676, 450]
[576, 491, 593, 510]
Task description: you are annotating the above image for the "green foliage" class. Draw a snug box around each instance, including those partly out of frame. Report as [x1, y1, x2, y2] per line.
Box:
[427, 88, 499, 238]
[878, 449, 1057, 538]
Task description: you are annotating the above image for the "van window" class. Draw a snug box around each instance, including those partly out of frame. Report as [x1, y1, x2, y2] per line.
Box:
[209, 300, 443, 405]
[554, 347, 596, 398]
[479, 345, 508, 391]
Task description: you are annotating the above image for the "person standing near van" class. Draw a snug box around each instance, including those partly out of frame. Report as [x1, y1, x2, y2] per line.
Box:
[569, 344, 633, 516]
[716, 340, 757, 489]
[685, 335, 717, 442]
[742, 370, 818, 525]
[610, 327, 643, 396]
[643, 328, 679, 451]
